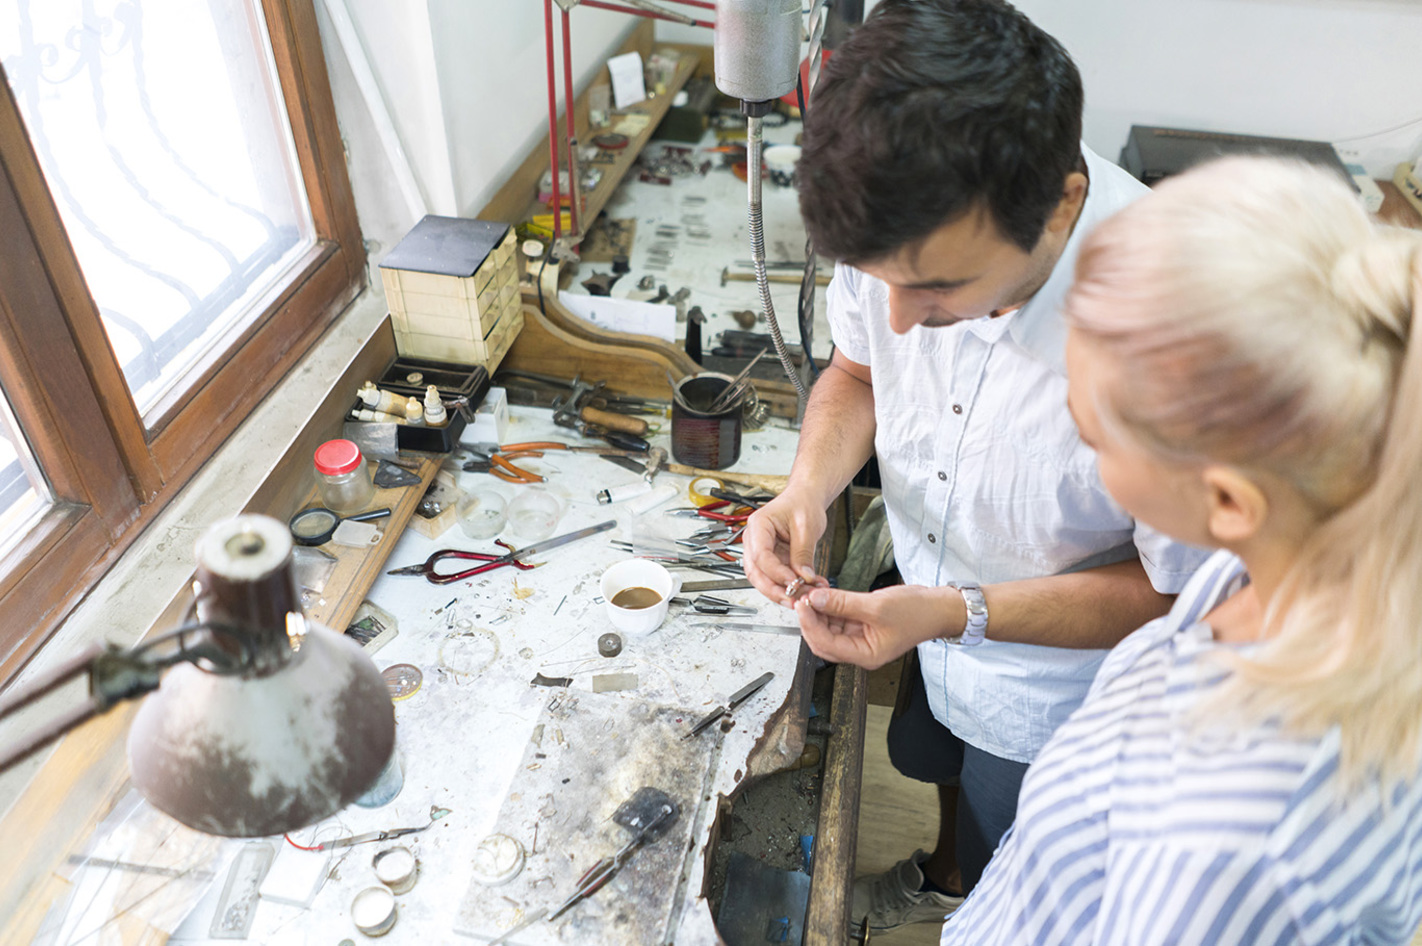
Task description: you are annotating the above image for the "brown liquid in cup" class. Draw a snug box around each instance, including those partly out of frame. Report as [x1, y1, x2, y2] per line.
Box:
[611, 586, 662, 610]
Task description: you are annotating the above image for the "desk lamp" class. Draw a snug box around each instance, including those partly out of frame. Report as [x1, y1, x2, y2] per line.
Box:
[0, 514, 395, 838]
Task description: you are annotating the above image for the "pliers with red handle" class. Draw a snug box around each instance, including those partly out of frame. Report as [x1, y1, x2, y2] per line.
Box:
[669, 499, 753, 523]
[385, 540, 539, 584]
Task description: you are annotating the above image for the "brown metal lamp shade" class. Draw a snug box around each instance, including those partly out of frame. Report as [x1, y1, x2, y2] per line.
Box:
[127, 515, 395, 838]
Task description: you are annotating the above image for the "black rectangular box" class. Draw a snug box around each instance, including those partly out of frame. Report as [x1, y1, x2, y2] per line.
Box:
[1120, 125, 1352, 187]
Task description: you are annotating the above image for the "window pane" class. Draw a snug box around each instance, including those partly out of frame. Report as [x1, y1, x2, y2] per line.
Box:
[0, 0, 316, 422]
[0, 382, 50, 559]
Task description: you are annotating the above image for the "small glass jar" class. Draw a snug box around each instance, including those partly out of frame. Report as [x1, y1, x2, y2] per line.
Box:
[313, 439, 374, 514]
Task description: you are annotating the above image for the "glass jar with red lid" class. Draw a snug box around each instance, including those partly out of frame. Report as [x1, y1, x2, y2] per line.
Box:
[313, 439, 374, 514]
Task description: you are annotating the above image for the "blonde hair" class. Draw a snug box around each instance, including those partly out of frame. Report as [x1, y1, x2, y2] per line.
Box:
[1066, 156, 1422, 781]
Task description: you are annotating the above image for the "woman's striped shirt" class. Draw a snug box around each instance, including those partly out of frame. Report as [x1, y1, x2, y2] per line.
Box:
[941, 550, 1422, 945]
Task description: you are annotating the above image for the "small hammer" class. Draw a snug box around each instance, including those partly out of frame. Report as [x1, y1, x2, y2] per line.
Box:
[642, 446, 668, 483]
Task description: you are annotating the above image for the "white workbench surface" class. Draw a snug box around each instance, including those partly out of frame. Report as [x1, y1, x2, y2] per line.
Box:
[165, 406, 806, 945]
[567, 117, 831, 360]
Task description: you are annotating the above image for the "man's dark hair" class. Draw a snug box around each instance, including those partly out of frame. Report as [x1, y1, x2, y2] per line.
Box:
[799, 0, 1084, 262]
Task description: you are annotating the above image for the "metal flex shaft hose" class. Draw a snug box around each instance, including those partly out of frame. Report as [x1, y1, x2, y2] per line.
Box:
[746, 113, 808, 401]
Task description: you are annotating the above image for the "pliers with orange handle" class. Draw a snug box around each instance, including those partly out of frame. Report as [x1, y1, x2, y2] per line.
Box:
[461, 448, 545, 483]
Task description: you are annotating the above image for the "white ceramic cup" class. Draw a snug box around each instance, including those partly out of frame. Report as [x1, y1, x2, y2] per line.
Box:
[600, 559, 681, 637]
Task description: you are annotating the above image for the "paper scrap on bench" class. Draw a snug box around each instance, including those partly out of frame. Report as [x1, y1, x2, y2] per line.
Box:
[560, 291, 676, 343]
[607, 51, 646, 109]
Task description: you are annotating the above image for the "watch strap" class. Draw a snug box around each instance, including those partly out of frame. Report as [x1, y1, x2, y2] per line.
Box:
[944, 582, 988, 646]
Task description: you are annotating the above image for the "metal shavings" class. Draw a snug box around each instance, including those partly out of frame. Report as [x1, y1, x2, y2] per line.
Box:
[554, 595, 567, 615]
[531, 673, 572, 688]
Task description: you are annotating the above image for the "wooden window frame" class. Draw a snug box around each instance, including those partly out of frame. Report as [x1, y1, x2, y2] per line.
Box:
[0, 0, 366, 686]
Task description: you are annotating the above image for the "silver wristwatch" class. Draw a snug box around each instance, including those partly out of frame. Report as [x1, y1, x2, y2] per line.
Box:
[944, 582, 988, 646]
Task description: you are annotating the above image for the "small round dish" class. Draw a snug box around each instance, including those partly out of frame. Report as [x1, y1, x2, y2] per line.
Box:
[373, 845, 419, 894]
[470, 833, 525, 887]
[381, 664, 423, 701]
[351, 885, 397, 936]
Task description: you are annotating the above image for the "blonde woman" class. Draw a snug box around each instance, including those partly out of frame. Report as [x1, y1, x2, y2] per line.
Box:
[937, 156, 1422, 944]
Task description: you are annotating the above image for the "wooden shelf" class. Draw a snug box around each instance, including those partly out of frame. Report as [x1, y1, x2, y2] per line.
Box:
[301, 455, 441, 634]
[476, 19, 711, 228]
[525, 51, 700, 237]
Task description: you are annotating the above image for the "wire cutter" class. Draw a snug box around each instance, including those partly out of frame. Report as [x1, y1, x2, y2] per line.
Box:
[462, 449, 545, 484]
[385, 540, 538, 584]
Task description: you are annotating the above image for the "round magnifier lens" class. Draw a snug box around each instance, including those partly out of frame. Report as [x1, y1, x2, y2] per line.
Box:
[289, 507, 341, 546]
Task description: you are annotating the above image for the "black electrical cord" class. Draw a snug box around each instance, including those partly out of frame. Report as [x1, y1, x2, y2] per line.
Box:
[535, 246, 552, 316]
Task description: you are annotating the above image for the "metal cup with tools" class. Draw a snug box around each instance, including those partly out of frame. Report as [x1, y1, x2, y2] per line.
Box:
[669, 353, 763, 470]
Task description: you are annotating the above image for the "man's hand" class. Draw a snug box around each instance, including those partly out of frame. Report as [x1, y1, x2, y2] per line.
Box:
[794, 584, 963, 670]
[742, 491, 830, 606]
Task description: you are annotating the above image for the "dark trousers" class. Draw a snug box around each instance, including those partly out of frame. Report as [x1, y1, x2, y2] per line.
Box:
[886, 650, 1030, 892]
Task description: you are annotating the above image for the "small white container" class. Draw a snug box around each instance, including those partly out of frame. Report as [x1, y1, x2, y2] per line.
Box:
[457, 488, 508, 540]
[507, 487, 562, 542]
[462, 386, 509, 444]
[600, 559, 681, 638]
[373, 845, 419, 895]
[351, 885, 397, 936]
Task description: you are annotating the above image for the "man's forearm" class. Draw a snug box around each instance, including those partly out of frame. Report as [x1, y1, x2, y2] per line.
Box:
[921, 559, 1174, 650]
[787, 358, 877, 510]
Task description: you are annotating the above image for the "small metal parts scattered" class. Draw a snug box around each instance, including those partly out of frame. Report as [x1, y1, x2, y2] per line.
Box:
[597, 633, 623, 657]
[470, 834, 525, 887]
[531, 672, 572, 688]
[784, 577, 806, 599]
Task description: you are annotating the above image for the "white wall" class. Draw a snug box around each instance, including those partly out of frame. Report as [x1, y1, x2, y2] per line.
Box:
[313, 0, 638, 262]
[664, 0, 1422, 175]
[1014, 0, 1422, 176]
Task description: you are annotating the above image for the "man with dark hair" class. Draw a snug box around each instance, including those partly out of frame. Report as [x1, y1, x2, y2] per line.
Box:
[741, 0, 1210, 934]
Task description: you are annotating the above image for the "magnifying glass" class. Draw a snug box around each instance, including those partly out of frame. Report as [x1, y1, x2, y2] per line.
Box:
[288, 507, 392, 546]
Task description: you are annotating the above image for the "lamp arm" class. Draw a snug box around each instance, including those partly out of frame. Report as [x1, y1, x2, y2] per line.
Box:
[0, 622, 253, 773]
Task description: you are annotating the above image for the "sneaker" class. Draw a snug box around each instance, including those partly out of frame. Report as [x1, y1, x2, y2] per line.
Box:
[851, 849, 965, 934]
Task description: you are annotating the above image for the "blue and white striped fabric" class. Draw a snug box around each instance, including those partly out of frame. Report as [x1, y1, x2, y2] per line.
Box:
[941, 549, 1422, 945]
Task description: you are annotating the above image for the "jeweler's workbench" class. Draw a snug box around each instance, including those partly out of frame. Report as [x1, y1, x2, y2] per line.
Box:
[149, 405, 844, 945]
